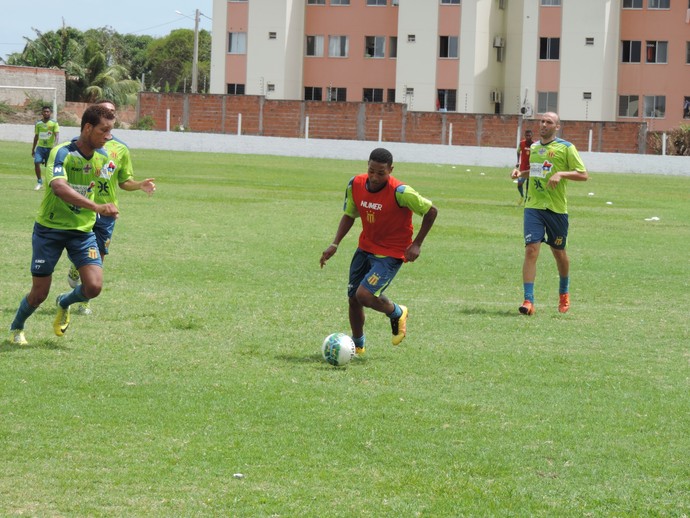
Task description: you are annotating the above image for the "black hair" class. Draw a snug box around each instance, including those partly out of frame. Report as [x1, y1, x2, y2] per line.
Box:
[81, 104, 115, 130]
[369, 147, 393, 166]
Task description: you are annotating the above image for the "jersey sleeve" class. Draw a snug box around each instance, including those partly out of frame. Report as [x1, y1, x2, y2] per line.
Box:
[567, 145, 587, 173]
[395, 185, 433, 216]
[117, 145, 134, 183]
[343, 177, 359, 218]
[47, 145, 68, 185]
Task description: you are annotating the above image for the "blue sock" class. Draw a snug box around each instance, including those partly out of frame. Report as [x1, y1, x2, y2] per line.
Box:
[59, 285, 89, 308]
[523, 283, 535, 303]
[11, 296, 37, 330]
[387, 303, 402, 319]
[352, 335, 365, 348]
[559, 276, 570, 295]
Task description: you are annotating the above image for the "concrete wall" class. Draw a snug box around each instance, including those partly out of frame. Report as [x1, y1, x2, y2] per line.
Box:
[0, 65, 66, 108]
[1, 122, 687, 176]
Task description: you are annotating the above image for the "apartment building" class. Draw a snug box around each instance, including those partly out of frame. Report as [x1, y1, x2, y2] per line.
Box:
[209, 0, 690, 131]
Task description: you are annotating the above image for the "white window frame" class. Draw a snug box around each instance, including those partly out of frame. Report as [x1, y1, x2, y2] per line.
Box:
[365, 36, 386, 58]
[643, 95, 666, 118]
[228, 32, 247, 54]
[622, 40, 642, 63]
[306, 35, 324, 57]
[645, 41, 668, 64]
[618, 95, 639, 117]
[537, 91, 558, 113]
[439, 36, 459, 58]
[648, 0, 670, 8]
[328, 35, 349, 57]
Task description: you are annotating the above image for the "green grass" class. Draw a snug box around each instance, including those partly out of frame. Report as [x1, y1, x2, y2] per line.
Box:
[1, 140, 689, 517]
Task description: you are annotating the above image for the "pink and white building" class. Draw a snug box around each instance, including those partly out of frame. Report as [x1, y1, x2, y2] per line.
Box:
[210, 0, 690, 131]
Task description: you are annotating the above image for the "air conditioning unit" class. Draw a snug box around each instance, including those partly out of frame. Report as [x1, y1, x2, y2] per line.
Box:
[493, 36, 505, 48]
[490, 90, 502, 103]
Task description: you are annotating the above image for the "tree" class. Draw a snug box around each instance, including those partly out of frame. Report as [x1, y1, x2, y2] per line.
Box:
[145, 29, 211, 93]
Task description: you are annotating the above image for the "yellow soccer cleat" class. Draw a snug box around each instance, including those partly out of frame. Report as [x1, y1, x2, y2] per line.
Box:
[53, 295, 71, 337]
[391, 305, 408, 346]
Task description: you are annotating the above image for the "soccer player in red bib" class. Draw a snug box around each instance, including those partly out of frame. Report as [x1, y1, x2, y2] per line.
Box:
[320, 148, 438, 355]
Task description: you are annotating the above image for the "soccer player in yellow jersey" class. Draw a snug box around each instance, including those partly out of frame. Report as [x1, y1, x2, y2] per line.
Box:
[67, 100, 156, 315]
[511, 112, 589, 316]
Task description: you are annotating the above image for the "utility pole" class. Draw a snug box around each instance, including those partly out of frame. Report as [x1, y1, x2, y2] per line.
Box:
[192, 8, 200, 94]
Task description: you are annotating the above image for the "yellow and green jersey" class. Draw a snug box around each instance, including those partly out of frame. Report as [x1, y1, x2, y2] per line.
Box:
[93, 136, 134, 206]
[36, 141, 111, 232]
[526, 138, 586, 214]
[34, 119, 60, 149]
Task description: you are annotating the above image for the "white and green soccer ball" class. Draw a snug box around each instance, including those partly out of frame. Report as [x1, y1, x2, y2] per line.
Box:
[322, 333, 356, 366]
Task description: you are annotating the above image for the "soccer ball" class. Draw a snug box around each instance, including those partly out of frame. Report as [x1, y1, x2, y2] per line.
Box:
[322, 333, 356, 366]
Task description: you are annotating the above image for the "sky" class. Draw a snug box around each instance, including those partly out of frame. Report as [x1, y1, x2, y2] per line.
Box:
[0, 0, 213, 62]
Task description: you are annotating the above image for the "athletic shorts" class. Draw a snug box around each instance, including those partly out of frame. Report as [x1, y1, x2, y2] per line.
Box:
[348, 248, 403, 298]
[93, 215, 117, 256]
[523, 208, 569, 250]
[31, 222, 102, 277]
[34, 146, 51, 166]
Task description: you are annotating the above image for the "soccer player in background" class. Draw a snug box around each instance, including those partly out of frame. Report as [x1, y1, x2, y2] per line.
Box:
[31, 105, 60, 190]
[512, 128, 533, 204]
[9, 105, 119, 345]
[511, 112, 589, 316]
[66, 99, 156, 315]
[320, 147, 438, 355]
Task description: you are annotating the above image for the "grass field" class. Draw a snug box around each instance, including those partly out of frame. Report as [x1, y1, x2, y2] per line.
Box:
[1, 139, 689, 517]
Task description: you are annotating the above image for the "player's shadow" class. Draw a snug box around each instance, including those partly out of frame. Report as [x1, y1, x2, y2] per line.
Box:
[457, 307, 516, 317]
[1, 339, 70, 354]
[275, 352, 366, 367]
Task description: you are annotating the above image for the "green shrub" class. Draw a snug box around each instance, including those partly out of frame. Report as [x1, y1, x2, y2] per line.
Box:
[130, 115, 155, 130]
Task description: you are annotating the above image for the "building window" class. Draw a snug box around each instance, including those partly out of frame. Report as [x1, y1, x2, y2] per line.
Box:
[646, 41, 668, 63]
[407, 35, 416, 43]
[328, 36, 349, 57]
[363, 88, 384, 102]
[585, 37, 594, 46]
[441, 0, 461, 4]
[228, 32, 247, 54]
[437, 89, 457, 111]
[439, 36, 459, 58]
[331, 0, 350, 4]
[306, 35, 324, 57]
[648, 0, 670, 8]
[618, 95, 639, 117]
[327, 87, 347, 101]
[227, 84, 245, 95]
[683, 96, 690, 118]
[539, 37, 560, 60]
[365, 36, 386, 58]
[367, 0, 387, 5]
[387, 89, 396, 102]
[537, 91, 558, 113]
[307, 0, 325, 4]
[687, 42, 690, 64]
[644, 96, 665, 118]
[389, 37, 397, 58]
[583, 92, 592, 100]
[540, 0, 561, 5]
[304, 87, 322, 101]
[622, 0, 642, 6]
[268, 32, 277, 40]
[622, 40, 642, 63]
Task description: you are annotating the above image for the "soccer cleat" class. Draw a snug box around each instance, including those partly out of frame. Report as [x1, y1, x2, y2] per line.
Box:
[67, 263, 80, 288]
[34, 182, 43, 191]
[558, 293, 570, 313]
[10, 329, 28, 346]
[391, 305, 408, 346]
[519, 300, 535, 316]
[53, 294, 71, 337]
[355, 346, 366, 356]
[75, 302, 92, 316]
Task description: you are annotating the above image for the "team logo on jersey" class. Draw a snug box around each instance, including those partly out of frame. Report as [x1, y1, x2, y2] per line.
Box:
[83, 163, 92, 174]
[367, 272, 381, 286]
[541, 160, 553, 174]
[109, 150, 118, 159]
[366, 211, 375, 224]
[88, 247, 99, 260]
